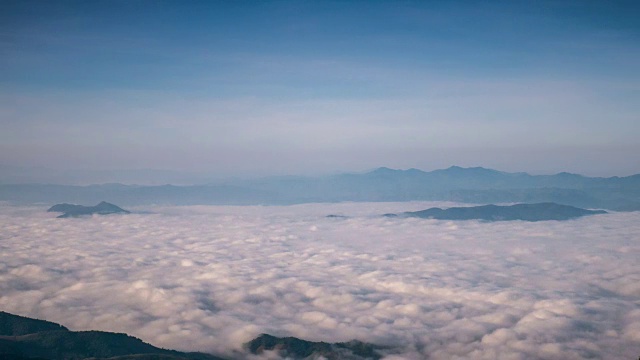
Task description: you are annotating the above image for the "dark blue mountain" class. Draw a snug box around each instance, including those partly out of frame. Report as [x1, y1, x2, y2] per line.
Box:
[47, 201, 130, 218]
[391, 202, 607, 221]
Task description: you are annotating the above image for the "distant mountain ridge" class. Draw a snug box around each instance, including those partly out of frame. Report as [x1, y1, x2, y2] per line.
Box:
[386, 202, 607, 221]
[1, 166, 639, 211]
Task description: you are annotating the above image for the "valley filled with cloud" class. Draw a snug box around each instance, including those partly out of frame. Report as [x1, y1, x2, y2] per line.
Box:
[1, 202, 638, 359]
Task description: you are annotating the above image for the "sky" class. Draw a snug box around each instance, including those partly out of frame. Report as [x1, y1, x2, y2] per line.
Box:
[1, 0, 639, 178]
[1, 202, 639, 359]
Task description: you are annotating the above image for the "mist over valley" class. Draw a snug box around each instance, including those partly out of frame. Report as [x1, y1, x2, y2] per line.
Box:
[1, 201, 639, 359]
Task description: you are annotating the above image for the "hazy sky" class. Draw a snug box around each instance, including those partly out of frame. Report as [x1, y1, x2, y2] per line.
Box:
[1, 0, 639, 177]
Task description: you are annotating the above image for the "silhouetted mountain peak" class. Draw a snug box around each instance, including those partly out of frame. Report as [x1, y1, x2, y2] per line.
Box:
[369, 167, 396, 175]
[93, 201, 127, 212]
[368, 167, 427, 177]
[440, 165, 502, 175]
[555, 171, 584, 178]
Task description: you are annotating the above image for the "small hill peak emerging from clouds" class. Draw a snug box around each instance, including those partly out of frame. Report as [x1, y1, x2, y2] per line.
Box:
[245, 333, 384, 360]
[388, 202, 607, 222]
[47, 201, 130, 218]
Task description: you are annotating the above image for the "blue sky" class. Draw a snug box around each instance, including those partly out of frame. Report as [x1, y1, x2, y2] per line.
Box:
[1, 0, 639, 178]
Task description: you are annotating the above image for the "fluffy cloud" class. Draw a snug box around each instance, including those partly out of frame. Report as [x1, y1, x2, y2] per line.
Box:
[0, 202, 639, 359]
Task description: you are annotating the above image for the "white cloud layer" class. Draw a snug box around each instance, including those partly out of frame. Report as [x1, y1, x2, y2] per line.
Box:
[1, 202, 639, 359]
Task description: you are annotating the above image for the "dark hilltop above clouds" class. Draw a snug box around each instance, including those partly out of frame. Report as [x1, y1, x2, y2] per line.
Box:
[2, 166, 639, 211]
[0, 311, 68, 336]
[47, 201, 130, 218]
[0, 311, 383, 360]
[385, 202, 607, 222]
[245, 333, 384, 360]
[0, 311, 224, 360]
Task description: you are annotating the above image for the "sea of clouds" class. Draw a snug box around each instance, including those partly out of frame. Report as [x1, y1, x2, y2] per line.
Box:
[1, 202, 639, 359]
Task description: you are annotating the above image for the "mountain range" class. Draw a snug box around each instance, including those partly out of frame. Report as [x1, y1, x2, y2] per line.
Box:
[1, 166, 639, 211]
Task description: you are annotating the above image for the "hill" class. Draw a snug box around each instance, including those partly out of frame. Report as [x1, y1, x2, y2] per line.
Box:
[389, 202, 607, 221]
[0, 311, 223, 360]
[47, 201, 130, 218]
[0, 311, 383, 360]
[0, 312, 68, 336]
[245, 334, 383, 360]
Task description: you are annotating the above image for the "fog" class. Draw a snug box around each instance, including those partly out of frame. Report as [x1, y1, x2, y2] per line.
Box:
[1, 202, 638, 359]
